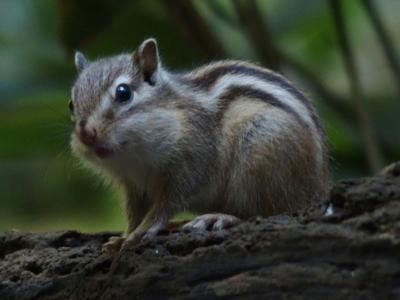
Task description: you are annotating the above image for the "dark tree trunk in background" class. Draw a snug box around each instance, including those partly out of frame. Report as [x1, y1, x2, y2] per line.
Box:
[232, 0, 281, 71]
[329, 0, 384, 173]
[1, 162, 400, 300]
[162, 0, 226, 60]
[361, 0, 400, 91]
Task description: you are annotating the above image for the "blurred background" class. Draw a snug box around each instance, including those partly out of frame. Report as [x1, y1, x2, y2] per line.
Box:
[0, 0, 399, 232]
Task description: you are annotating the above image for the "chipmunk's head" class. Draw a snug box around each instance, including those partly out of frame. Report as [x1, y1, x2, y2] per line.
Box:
[70, 38, 181, 172]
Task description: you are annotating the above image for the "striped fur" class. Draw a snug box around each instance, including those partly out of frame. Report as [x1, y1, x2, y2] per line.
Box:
[186, 60, 324, 134]
[70, 41, 329, 245]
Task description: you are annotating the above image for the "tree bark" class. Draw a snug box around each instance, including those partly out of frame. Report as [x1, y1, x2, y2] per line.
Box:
[1, 162, 400, 299]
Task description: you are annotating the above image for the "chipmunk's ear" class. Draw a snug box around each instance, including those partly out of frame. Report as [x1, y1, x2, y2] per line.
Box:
[133, 38, 160, 85]
[74, 51, 89, 73]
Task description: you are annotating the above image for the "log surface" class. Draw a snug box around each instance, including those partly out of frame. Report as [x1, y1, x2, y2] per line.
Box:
[1, 162, 400, 300]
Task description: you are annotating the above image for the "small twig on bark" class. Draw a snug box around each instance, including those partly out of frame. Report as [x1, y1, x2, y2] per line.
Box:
[329, 0, 384, 173]
[360, 0, 400, 92]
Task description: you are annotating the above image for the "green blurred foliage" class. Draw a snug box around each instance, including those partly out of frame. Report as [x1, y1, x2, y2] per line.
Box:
[0, 0, 399, 232]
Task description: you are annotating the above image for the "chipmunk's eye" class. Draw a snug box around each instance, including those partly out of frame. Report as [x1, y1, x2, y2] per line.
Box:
[115, 84, 132, 103]
[68, 99, 74, 113]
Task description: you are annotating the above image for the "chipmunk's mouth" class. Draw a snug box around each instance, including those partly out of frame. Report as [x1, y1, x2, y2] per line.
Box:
[72, 132, 127, 159]
[93, 141, 129, 158]
[71, 133, 118, 160]
[94, 146, 114, 158]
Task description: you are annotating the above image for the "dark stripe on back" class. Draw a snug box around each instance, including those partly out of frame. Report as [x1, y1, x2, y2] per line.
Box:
[218, 85, 308, 129]
[189, 63, 324, 135]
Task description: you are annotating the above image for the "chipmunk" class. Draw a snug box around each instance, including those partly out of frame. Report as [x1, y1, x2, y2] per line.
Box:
[70, 38, 329, 252]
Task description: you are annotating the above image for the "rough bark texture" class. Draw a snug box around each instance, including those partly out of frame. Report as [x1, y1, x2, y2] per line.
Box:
[1, 162, 400, 300]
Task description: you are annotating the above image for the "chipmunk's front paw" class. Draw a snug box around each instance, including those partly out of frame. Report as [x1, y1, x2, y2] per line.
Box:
[119, 231, 146, 252]
[102, 236, 125, 254]
[119, 227, 161, 252]
[183, 213, 240, 231]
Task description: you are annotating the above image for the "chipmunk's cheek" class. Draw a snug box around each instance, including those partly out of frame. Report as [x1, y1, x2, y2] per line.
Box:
[118, 109, 182, 163]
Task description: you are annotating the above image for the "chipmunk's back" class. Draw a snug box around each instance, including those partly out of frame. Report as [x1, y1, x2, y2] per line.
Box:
[172, 60, 328, 217]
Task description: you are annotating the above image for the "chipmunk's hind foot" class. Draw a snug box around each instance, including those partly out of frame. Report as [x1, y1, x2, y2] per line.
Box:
[183, 213, 240, 231]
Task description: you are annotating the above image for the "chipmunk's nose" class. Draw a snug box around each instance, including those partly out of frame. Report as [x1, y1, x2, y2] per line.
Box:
[77, 120, 97, 147]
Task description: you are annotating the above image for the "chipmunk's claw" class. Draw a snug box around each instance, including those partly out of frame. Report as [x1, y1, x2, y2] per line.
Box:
[119, 231, 143, 252]
[102, 236, 125, 254]
[183, 213, 240, 231]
